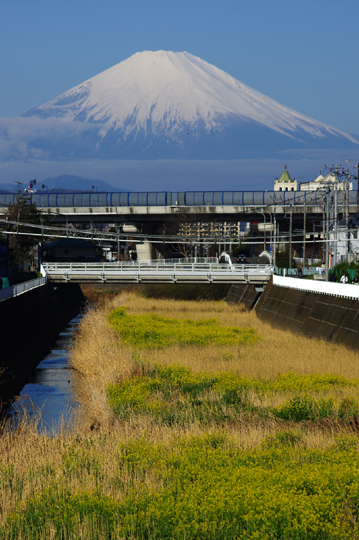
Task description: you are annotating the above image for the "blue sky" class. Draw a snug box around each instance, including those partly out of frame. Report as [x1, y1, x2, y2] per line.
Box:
[1, 0, 359, 135]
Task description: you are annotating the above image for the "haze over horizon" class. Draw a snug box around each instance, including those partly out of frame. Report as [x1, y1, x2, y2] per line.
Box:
[1, 1, 359, 191]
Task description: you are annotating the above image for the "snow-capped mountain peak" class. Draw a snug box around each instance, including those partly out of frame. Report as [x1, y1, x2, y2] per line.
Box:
[22, 51, 359, 160]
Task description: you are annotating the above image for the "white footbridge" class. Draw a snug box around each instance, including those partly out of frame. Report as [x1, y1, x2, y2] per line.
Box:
[41, 261, 272, 285]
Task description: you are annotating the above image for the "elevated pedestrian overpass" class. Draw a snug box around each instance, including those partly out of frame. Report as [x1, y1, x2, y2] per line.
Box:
[1, 190, 357, 225]
[41, 261, 272, 285]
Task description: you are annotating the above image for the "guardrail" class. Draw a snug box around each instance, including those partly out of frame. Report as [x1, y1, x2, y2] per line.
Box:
[273, 275, 359, 299]
[41, 262, 272, 284]
[149, 257, 219, 264]
[0, 276, 47, 302]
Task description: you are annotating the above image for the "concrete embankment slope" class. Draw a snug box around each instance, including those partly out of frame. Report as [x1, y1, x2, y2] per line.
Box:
[228, 277, 359, 351]
[226, 283, 264, 311]
[0, 283, 84, 413]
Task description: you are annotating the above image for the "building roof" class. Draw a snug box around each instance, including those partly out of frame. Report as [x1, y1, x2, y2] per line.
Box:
[278, 168, 293, 183]
[43, 238, 97, 249]
[313, 174, 325, 183]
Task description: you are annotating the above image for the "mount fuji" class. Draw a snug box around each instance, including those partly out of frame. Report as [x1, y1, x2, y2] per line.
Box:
[16, 51, 358, 161]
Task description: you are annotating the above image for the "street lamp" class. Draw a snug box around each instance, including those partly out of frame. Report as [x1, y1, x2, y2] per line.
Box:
[249, 208, 274, 263]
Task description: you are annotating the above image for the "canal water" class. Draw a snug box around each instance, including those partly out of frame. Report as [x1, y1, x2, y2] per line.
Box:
[8, 313, 83, 433]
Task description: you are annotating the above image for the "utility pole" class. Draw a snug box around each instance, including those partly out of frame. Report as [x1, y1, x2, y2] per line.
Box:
[5, 217, 9, 277]
[289, 205, 292, 269]
[263, 214, 266, 251]
[273, 196, 277, 268]
[303, 199, 306, 267]
[346, 167, 350, 262]
[263, 209, 273, 260]
[324, 163, 350, 266]
[322, 206, 326, 265]
[257, 211, 267, 251]
[325, 188, 330, 281]
[333, 177, 338, 267]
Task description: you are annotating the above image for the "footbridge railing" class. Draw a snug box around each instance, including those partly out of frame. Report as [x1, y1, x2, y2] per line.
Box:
[41, 262, 272, 285]
[0, 276, 47, 302]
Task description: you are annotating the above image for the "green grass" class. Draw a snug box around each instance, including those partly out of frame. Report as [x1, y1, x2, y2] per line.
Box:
[108, 307, 260, 349]
[106, 364, 359, 425]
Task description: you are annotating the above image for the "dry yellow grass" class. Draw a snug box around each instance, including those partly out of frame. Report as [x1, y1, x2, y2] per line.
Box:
[0, 416, 262, 530]
[1, 291, 358, 534]
[66, 291, 359, 438]
[102, 292, 359, 379]
[69, 298, 134, 424]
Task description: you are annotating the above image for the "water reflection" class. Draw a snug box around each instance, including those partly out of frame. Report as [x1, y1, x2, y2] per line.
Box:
[8, 314, 82, 433]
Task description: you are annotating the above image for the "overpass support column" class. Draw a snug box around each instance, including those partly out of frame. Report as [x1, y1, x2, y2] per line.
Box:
[136, 241, 157, 261]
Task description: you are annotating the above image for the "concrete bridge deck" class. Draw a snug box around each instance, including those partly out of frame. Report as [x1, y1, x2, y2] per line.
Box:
[41, 262, 272, 285]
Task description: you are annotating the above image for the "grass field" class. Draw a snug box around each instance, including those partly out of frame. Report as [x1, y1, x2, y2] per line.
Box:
[1, 291, 359, 539]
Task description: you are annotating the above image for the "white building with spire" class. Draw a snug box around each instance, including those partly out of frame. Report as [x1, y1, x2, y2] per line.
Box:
[274, 167, 353, 192]
[274, 166, 298, 191]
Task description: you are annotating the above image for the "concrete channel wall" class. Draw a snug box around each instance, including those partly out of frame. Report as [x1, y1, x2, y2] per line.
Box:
[0, 283, 84, 414]
[228, 276, 359, 351]
[226, 283, 264, 311]
[0, 277, 47, 302]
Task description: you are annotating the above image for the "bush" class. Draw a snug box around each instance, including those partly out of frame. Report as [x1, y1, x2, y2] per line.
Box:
[331, 261, 359, 282]
[275, 395, 335, 421]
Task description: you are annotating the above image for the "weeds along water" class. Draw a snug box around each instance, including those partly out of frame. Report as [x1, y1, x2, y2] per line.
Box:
[2, 291, 359, 539]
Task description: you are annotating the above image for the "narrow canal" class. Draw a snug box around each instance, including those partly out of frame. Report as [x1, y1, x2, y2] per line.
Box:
[8, 313, 83, 433]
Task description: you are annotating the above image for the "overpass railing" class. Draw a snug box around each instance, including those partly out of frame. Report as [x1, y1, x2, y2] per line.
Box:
[1, 190, 357, 209]
[137, 257, 219, 264]
[0, 276, 47, 302]
[41, 262, 272, 284]
[41, 261, 271, 274]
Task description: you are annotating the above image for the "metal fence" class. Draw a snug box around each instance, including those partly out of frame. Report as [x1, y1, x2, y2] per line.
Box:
[274, 267, 325, 277]
[0, 277, 47, 302]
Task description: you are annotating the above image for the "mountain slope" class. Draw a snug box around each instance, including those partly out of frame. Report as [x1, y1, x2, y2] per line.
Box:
[0, 176, 123, 193]
[20, 51, 359, 159]
[41, 175, 121, 191]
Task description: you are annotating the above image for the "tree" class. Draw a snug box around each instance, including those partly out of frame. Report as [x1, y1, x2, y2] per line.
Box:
[162, 209, 203, 258]
[0, 184, 45, 268]
[275, 250, 296, 269]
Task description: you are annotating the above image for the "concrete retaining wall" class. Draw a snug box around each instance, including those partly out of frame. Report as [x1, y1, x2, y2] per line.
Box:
[226, 283, 263, 311]
[228, 277, 359, 351]
[0, 283, 84, 413]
